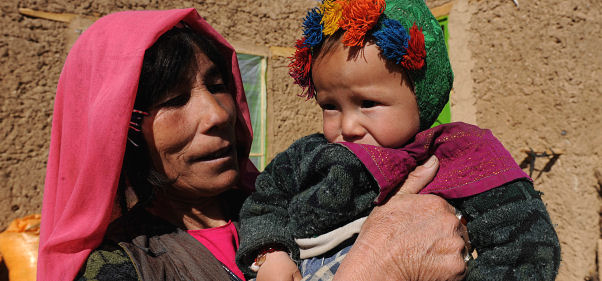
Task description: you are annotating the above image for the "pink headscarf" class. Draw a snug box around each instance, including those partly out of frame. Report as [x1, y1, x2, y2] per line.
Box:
[38, 8, 258, 280]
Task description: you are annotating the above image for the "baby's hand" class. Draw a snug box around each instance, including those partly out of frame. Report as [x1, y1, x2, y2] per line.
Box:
[256, 251, 302, 281]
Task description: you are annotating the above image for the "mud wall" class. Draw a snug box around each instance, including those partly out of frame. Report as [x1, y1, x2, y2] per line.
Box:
[448, 0, 602, 280]
[0, 0, 600, 280]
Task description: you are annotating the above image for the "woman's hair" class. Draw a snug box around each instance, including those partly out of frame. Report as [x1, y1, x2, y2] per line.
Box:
[117, 25, 229, 212]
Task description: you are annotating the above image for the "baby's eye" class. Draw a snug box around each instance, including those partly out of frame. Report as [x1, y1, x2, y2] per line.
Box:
[158, 93, 189, 108]
[207, 83, 228, 94]
[361, 100, 378, 108]
[320, 103, 337, 111]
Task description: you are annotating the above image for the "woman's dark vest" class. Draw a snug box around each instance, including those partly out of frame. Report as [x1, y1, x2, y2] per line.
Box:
[105, 207, 236, 281]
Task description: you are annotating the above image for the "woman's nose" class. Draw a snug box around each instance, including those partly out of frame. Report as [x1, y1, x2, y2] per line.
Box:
[198, 96, 232, 133]
[340, 113, 365, 141]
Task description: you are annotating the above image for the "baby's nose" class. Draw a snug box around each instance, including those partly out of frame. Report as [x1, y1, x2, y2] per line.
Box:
[341, 114, 366, 142]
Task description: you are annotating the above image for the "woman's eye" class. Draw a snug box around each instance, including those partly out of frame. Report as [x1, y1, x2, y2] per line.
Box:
[361, 100, 378, 108]
[320, 103, 336, 111]
[159, 94, 189, 108]
[207, 83, 227, 94]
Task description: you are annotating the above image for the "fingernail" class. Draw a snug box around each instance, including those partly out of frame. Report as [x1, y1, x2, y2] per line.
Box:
[425, 156, 438, 167]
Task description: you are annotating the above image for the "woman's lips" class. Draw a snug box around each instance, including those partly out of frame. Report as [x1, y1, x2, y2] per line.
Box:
[190, 145, 233, 162]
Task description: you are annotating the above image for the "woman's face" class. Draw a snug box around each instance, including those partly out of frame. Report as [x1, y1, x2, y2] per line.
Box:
[142, 51, 239, 199]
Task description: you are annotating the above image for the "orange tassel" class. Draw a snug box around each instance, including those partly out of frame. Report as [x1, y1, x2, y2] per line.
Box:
[338, 0, 385, 47]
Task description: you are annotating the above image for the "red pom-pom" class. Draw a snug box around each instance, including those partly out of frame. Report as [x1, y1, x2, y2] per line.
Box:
[338, 0, 386, 47]
[400, 23, 426, 70]
[289, 38, 315, 98]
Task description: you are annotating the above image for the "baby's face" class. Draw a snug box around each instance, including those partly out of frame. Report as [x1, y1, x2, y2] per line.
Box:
[312, 42, 420, 148]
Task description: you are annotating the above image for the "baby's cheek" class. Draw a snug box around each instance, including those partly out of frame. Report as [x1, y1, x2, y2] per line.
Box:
[322, 118, 339, 142]
[380, 126, 414, 148]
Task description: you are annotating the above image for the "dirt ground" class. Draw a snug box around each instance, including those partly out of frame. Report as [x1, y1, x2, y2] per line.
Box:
[0, 0, 600, 280]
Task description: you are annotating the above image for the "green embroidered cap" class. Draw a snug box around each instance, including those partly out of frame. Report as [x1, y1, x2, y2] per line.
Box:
[385, 0, 454, 129]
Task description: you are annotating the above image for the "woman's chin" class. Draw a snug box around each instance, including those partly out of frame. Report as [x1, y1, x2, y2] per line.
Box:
[197, 174, 239, 197]
[169, 168, 240, 199]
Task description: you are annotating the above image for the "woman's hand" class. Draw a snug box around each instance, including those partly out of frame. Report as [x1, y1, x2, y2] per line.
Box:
[334, 156, 467, 281]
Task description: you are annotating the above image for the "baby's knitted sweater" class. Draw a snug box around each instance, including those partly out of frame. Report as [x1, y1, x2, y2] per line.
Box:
[237, 133, 560, 280]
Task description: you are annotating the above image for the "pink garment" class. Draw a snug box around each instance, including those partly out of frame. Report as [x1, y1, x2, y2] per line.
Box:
[188, 222, 246, 281]
[341, 122, 530, 204]
[38, 8, 259, 281]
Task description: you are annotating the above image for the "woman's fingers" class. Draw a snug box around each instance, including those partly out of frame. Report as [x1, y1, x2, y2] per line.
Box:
[456, 212, 472, 260]
[396, 155, 439, 195]
[334, 155, 469, 281]
[427, 204, 468, 280]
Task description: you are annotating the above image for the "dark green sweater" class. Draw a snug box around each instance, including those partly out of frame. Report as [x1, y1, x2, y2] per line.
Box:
[237, 134, 560, 280]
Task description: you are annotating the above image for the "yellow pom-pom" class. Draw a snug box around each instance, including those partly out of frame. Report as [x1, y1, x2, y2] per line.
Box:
[320, 0, 343, 36]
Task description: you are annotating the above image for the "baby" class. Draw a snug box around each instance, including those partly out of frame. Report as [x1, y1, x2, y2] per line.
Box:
[237, 0, 560, 280]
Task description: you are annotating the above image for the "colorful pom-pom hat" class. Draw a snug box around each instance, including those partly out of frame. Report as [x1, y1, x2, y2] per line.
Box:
[289, 0, 454, 130]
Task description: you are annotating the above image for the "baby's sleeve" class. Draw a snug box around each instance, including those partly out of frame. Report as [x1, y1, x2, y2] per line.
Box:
[451, 179, 561, 281]
[236, 135, 321, 277]
[236, 134, 379, 278]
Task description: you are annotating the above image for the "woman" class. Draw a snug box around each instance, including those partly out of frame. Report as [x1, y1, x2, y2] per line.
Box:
[37, 8, 467, 281]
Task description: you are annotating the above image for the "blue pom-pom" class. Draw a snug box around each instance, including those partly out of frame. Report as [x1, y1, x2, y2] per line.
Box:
[373, 19, 410, 64]
[303, 8, 324, 47]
